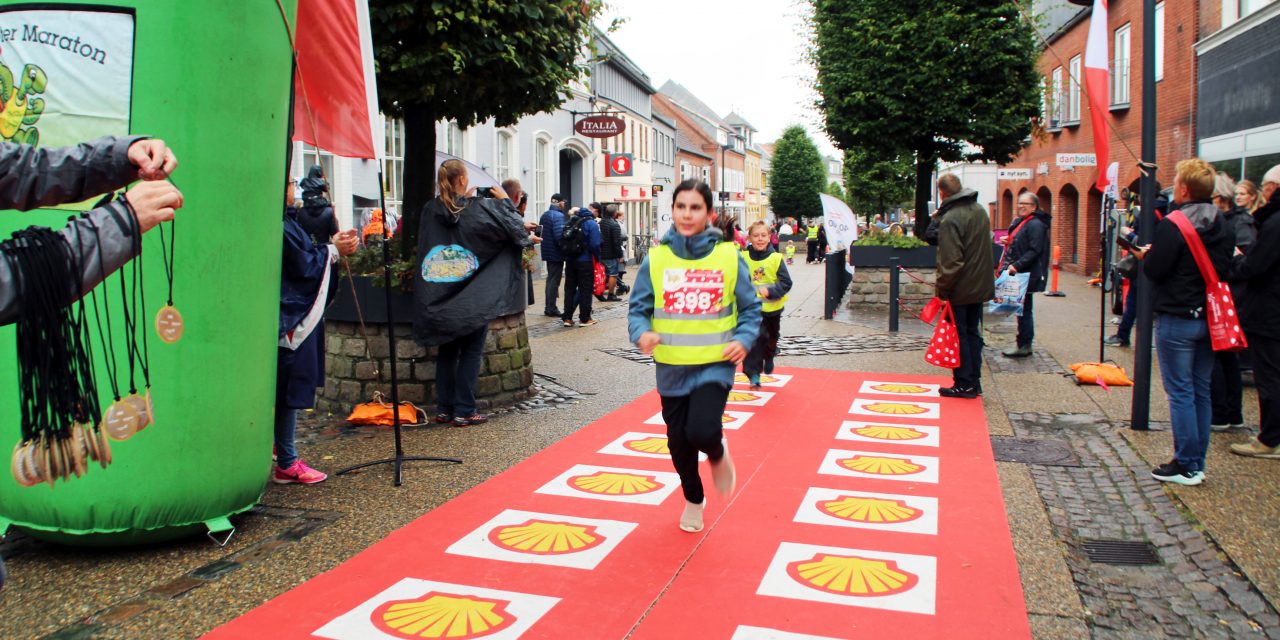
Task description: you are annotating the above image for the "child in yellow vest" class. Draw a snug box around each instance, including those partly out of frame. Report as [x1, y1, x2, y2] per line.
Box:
[785, 239, 796, 264]
[628, 179, 763, 533]
[743, 221, 793, 389]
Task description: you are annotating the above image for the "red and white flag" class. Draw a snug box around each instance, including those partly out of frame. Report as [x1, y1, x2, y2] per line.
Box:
[1084, 0, 1110, 192]
[291, 0, 381, 160]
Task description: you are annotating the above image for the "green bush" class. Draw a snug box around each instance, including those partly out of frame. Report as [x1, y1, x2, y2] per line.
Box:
[853, 228, 928, 249]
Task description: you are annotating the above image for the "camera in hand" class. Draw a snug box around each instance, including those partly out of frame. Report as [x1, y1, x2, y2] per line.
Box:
[476, 186, 495, 198]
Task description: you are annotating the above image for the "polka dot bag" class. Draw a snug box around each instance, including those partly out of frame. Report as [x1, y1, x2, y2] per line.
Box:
[1167, 212, 1247, 352]
[923, 298, 961, 368]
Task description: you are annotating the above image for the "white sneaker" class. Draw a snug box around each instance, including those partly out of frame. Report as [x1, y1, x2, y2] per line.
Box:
[711, 438, 736, 496]
[679, 499, 705, 532]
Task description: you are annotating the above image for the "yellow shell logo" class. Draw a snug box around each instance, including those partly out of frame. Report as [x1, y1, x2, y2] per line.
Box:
[839, 455, 925, 475]
[624, 436, 670, 455]
[870, 383, 930, 394]
[728, 391, 762, 403]
[735, 373, 780, 384]
[819, 496, 923, 524]
[488, 519, 604, 555]
[570, 471, 660, 495]
[853, 425, 927, 441]
[721, 413, 737, 424]
[863, 402, 928, 415]
[372, 592, 515, 639]
[786, 554, 919, 597]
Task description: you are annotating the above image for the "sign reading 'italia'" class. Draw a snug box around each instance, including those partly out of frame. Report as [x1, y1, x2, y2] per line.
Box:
[575, 115, 625, 139]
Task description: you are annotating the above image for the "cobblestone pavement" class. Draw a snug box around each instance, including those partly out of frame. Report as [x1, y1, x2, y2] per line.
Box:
[1009, 412, 1280, 639]
[984, 345, 1070, 375]
[596, 333, 931, 366]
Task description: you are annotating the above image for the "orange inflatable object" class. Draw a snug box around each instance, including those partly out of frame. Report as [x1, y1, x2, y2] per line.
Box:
[1070, 362, 1134, 387]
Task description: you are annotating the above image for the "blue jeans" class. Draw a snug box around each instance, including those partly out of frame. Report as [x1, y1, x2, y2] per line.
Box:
[436, 325, 488, 417]
[274, 406, 298, 469]
[1116, 282, 1137, 341]
[1155, 314, 1214, 472]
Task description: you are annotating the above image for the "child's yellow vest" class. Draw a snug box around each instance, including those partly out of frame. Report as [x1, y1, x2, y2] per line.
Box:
[648, 243, 740, 365]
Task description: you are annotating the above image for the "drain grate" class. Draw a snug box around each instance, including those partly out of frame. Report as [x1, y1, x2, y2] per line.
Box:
[990, 437, 1080, 467]
[1081, 539, 1161, 566]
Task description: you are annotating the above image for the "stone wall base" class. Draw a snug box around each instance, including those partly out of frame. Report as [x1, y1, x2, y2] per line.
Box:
[847, 267, 936, 307]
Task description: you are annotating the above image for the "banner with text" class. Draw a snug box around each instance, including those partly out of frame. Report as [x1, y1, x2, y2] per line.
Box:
[1056, 153, 1097, 168]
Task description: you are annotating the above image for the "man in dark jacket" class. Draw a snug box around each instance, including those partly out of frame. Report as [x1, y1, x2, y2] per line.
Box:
[561, 205, 602, 326]
[1139, 159, 1234, 485]
[999, 193, 1051, 358]
[928, 174, 994, 399]
[598, 203, 625, 301]
[1230, 165, 1280, 459]
[538, 194, 568, 316]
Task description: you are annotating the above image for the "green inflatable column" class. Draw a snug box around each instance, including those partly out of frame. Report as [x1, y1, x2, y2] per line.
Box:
[0, 0, 297, 544]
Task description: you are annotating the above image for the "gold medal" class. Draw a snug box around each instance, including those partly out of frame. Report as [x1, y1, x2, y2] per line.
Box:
[103, 399, 141, 441]
[39, 438, 53, 487]
[21, 442, 40, 486]
[11, 442, 31, 487]
[96, 427, 112, 467]
[156, 305, 184, 344]
[124, 393, 151, 432]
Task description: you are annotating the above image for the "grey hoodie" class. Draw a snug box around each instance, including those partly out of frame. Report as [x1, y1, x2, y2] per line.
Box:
[0, 135, 146, 326]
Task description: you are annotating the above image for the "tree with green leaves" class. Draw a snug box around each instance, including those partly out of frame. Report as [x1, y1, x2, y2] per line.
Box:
[823, 180, 846, 202]
[810, 0, 1041, 238]
[769, 125, 826, 222]
[370, 1, 606, 256]
[843, 147, 914, 227]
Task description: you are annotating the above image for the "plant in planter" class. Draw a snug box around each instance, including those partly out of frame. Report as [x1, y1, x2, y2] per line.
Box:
[344, 238, 417, 293]
[853, 227, 928, 249]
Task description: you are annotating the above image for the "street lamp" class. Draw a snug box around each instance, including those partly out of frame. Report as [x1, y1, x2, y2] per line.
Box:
[1067, 0, 1156, 429]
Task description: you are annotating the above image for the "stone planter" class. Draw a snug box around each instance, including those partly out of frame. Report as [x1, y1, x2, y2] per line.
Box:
[847, 267, 937, 307]
[325, 273, 415, 324]
[318, 290, 535, 414]
[847, 245, 938, 268]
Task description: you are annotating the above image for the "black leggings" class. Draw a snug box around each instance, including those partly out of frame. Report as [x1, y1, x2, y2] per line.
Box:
[743, 313, 781, 378]
[661, 383, 730, 504]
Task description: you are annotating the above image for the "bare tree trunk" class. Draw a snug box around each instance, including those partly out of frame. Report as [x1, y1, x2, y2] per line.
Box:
[913, 152, 934, 239]
[399, 105, 437, 261]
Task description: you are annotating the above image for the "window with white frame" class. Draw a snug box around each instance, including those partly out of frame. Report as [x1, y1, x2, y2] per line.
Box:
[496, 131, 512, 182]
[1112, 24, 1131, 105]
[382, 116, 405, 213]
[534, 138, 549, 214]
[1067, 55, 1081, 123]
[1238, 0, 1277, 22]
[446, 122, 464, 157]
[1154, 2, 1165, 82]
[1041, 78, 1050, 124]
[1052, 67, 1064, 126]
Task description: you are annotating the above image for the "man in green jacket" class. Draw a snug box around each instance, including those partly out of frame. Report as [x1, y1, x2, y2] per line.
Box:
[927, 174, 994, 399]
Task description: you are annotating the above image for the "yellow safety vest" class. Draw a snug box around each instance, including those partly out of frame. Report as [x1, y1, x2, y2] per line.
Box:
[649, 242, 741, 365]
[741, 250, 788, 313]
[807, 226, 819, 240]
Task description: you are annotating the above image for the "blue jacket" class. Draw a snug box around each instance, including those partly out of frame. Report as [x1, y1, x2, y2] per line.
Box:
[570, 209, 602, 263]
[538, 205, 567, 262]
[628, 228, 762, 396]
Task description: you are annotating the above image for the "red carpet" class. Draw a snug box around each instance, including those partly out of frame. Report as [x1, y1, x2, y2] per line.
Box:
[207, 368, 1028, 639]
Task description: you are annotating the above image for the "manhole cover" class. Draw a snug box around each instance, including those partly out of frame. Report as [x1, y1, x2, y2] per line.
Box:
[1081, 539, 1161, 566]
[990, 437, 1080, 466]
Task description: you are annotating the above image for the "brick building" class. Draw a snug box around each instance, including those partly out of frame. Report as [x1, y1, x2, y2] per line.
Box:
[1002, 0, 1200, 274]
[653, 92, 715, 187]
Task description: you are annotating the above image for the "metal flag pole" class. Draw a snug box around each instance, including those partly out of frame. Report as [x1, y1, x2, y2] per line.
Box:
[1130, 0, 1158, 431]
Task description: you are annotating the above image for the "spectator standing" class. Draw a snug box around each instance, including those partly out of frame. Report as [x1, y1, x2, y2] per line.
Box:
[1237, 180, 1265, 214]
[1138, 158, 1233, 485]
[999, 193, 1051, 358]
[816, 223, 828, 262]
[599, 203, 625, 301]
[538, 194, 568, 317]
[806, 222, 819, 263]
[561, 202, 602, 327]
[1211, 172, 1255, 430]
[927, 173, 994, 399]
[295, 165, 338, 245]
[779, 219, 793, 237]
[1230, 165, 1280, 459]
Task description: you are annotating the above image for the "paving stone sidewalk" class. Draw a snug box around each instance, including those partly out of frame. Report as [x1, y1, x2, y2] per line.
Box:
[1009, 412, 1280, 639]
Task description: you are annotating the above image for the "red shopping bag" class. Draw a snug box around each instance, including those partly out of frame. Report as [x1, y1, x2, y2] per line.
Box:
[592, 258, 607, 297]
[924, 299, 960, 368]
[1167, 212, 1247, 352]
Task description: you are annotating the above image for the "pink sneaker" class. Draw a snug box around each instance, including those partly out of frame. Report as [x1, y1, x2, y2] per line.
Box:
[272, 459, 327, 484]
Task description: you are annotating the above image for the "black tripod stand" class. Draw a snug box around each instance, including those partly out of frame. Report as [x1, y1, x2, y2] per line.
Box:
[1098, 196, 1116, 363]
[337, 173, 461, 486]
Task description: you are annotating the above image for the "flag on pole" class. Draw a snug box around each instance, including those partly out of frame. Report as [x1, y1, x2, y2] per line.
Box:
[1084, 0, 1110, 192]
[291, 0, 382, 160]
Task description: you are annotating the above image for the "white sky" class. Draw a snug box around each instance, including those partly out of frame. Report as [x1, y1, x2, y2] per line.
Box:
[598, 0, 838, 158]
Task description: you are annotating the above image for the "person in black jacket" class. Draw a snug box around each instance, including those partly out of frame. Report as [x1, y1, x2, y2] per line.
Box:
[1137, 159, 1235, 485]
[599, 203, 624, 301]
[1210, 172, 1255, 430]
[999, 193, 1051, 358]
[1230, 165, 1280, 459]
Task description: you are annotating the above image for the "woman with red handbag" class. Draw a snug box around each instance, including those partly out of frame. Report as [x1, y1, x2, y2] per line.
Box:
[1134, 159, 1235, 486]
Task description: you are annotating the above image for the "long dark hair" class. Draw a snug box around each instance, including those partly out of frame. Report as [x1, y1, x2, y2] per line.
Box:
[672, 179, 714, 211]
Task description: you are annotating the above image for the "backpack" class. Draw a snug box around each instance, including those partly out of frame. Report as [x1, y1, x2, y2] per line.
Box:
[560, 215, 587, 256]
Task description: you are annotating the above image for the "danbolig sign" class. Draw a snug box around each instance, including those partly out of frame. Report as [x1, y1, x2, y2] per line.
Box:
[0, 0, 296, 544]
